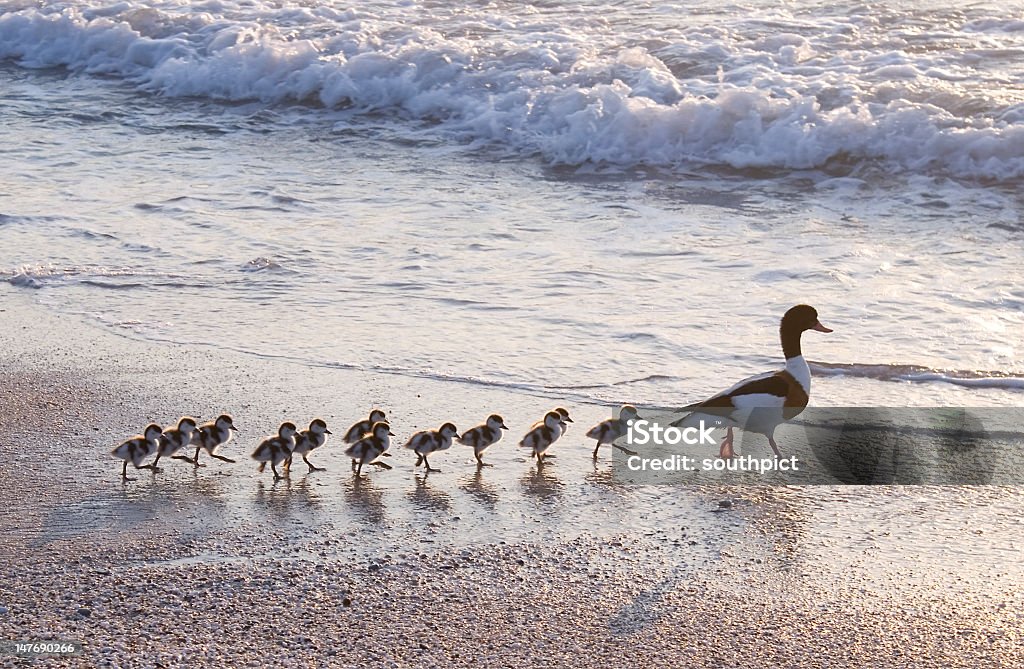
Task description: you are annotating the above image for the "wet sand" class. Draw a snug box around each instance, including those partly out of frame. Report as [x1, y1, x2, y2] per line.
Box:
[0, 287, 1021, 667]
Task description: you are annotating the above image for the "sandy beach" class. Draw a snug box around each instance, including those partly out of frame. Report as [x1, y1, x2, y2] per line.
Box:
[0, 288, 1020, 667]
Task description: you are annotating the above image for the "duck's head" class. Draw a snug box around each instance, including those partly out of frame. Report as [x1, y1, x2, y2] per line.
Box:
[782, 305, 832, 334]
[178, 416, 199, 433]
[439, 422, 460, 440]
[279, 422, 298, 438]
[144, 424, 164, 440]
[554, 407, 573, 423]
[369, 409, 387, 423]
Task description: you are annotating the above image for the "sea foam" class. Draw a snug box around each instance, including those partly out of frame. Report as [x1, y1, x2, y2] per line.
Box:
[2, 2, 1024, 179]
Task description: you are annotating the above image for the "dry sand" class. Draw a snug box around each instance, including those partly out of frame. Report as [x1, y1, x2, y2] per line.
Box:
[0, 288, 1020, 667]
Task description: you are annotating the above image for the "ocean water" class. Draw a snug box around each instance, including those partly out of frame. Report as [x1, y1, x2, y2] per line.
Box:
[2, 0, 1023, 411]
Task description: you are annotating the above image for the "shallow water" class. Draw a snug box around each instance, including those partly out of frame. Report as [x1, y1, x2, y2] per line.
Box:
[1, 62, 1022, 409]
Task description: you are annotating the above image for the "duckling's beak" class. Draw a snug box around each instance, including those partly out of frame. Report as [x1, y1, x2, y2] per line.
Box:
[325, 429, 333, 435]
[453, 433, 461, 440]
[564, 417, 574, 423]
[388, 430, 395, 436]
[230, 425, 239, 431]
[812, 321, 833, 333]
[500, 424, 509, 430]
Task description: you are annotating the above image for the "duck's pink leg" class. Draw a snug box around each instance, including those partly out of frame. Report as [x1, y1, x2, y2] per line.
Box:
[719, 427, 736, 459]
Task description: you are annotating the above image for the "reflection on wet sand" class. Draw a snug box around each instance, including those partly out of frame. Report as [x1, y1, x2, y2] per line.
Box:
[459, 469, 500, 510]
[519, 465, 563, 505]
[406, 475, 453, 516]
[342, 475, 387, 524]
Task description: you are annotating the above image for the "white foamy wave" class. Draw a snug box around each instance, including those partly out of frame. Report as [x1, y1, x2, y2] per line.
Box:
[811, 362, 1024, 391]
[2, 1, 1024, 179]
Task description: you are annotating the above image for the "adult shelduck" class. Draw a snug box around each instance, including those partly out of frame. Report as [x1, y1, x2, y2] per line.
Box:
[673, 304, 832, 458]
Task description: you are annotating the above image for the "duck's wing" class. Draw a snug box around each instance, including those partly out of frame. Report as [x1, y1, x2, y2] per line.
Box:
[682, 370, 788, 410]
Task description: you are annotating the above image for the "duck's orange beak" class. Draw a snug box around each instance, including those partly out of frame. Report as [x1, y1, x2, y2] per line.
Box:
[812, 321, 833, 333]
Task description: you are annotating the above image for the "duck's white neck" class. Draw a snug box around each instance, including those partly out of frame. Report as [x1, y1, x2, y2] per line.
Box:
[785, 355, 811, 393]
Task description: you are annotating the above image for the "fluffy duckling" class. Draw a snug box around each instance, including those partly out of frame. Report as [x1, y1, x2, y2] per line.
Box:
[520, 411, 562, 464]
[404, 422, 460, 473]
[287, 418, 332, 473]
[152, 416, 200, 472]
[343, 409, 387, 443]
[252, 421, 299, 481]
[457, 414, 508, 467]
[585, 405, 640, 458]
[344, 421, 394, 476]
[531, 407, 573, 438]
[111, 424, 163, 480]
[188, 414, 238, 467]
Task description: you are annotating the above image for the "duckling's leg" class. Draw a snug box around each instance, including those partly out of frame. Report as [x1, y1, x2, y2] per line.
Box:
[257, 462, 266, 473]
[767, 435, 782, 458]
[284, 457, 292, 473]
[210, 454, 236, 463]
[423, 455, 440, 473]
[719, 427, 736, 459]
[612, 443, 638, 456]
[191, 447, 206, 467]
[356, 461, 364, 477]
[121, 460, 134, 481]
[351, 459, 357, 471]
[303, 455, 325, 472]
[151, 454, 163, 473]
[475, 453, 492, 468]
[171, 454, 196, 464]
[271, 462, 283, 481]
[414, 454, 423, 467]
[371, 461, 393, 470]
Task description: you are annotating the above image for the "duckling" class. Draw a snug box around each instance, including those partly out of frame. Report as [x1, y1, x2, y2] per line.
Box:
[287, 418, 332, 473]
[530, 407, 573, 438]
[252, 422, 299, 481]
[152, 416, 200, 472]
[585, 405, 640, 458]
[344, 422, 394, 476]
[343, 409, 387, 443]
[457, 414, 508, 467]
[520, 411, 562, 464]
[188, 414, 238, 467]
[111, 424, 163, 480]
[404, 422, 460, 473]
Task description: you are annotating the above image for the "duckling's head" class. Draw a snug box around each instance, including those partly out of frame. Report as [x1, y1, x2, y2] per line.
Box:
[369, 409, 387, 423]
[439, 422, 460, 440]
[619, 405, 639, 422]
[487, 414, 508, 430]
[216, 414, 238, 431]
[310, 418, 331, 435]
[543, 411, 562, 428]
[371, 421, 394, 438]
[178, 416, 199, 432]
[144, 424, 163, 440]
[279, 422, 298, 438]
[555, 407, 573, 423]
